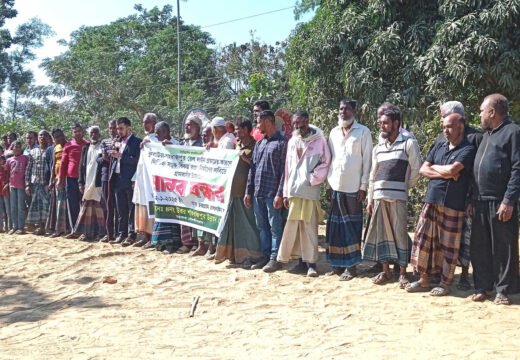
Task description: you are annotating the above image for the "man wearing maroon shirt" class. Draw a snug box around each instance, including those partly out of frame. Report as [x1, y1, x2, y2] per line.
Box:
[57, 124, 88, 236]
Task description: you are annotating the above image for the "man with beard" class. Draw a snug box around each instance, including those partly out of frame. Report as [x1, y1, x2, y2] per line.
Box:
[72, 126, 105, 241]
[407, 113, 475, 296]
[435, 101, 482, 290]
[326, 98, 373, 281]
[215, 120, 263, 268]
[98, 120, 119, 242]
[47, 129, 70, 237]
[276, 111, 331, 277]
[470, 94, 520, 305]
[58, 124, 89, 236]
[126, 113, 159, 248]
[149, 121, 182, 253]
[362, 105, 422, 288]
[176, 115, 204, 254]
[25, 130, 52, 235]
[109, 117, 141, 245]
[245, 110, 287, 272]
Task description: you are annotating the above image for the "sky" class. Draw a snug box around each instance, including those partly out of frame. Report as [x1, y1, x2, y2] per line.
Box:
[5, 0, 314, 85]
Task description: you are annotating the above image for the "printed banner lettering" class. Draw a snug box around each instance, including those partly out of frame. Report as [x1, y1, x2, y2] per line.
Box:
[143, 143, 239, 236]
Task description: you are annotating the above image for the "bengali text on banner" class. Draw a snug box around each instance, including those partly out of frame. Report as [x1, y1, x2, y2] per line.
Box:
[142, 143, 239, 236]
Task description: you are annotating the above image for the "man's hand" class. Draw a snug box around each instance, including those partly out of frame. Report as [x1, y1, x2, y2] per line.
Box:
[466, 203, 473, 217]
[326, 188, 332, 202]
[162, 139, 172, 146]
[273, 196, 283, 209]
[3, 184, 9, 193]
[79, 185, 85, 194]
[496, 203, 514, 222]
[25, 186, 31, 196]
[56, 178, 65, 189]
[110, 150, 121, 159]
[283, 197, 290, 209]
[366, 202, 373, 216]
[243, 194, 252, 208]
[357, 190, 367, 202]
[140, 138, 151, 149]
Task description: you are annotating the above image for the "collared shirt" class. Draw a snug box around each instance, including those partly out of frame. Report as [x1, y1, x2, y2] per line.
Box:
[115, 136, 131, 174]
[424, 138, 476, 211]
[25, 146, 49, 186]
[23, 143, 38, 156]
[59, 138, 89, 179]
[5, 155, 29, 189]
[247, 131, 287, 197]
[327, 121, 373, 192]
[217, 132, 237, 149]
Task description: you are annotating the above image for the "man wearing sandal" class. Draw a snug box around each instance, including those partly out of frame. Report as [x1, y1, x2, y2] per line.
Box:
[470, 94, 520, 305]
[363, 104, 421, 288]
[407, 112, 476, 296]
[326, 98, 373, 281]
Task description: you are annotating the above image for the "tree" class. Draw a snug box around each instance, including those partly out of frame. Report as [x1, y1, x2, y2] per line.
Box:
[211, 34, 287, 118]
[0, 0, 17, 108]
[41, 5, 217, 129]
[5, 17, 53, 118]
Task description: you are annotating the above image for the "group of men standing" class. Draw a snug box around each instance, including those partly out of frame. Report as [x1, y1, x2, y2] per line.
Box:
[1, 93, 518, 306]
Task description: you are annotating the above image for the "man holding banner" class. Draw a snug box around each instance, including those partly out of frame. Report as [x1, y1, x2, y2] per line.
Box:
[245, 110, 287, 273]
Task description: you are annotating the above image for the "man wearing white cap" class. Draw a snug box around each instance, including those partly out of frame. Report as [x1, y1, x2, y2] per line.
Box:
[209, 117, 236, 150]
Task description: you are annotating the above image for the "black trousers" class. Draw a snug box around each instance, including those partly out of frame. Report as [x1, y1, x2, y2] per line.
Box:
[471, 200, 519, 295]
[101, 180, 118, 238]
[66, 177, 81, 230]
[113, 175, 135, 239]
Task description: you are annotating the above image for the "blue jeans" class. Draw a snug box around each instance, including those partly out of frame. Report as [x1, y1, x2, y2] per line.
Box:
[9, 187, 26, 231]
[253, 196, 283, 260]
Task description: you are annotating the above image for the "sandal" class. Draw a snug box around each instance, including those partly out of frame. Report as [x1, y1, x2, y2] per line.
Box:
[339, 267, 356, 281]
[405, 281, 430, 293]
[372, 272, 392, 285]
[325, 267, 345, 276]
[430, 286, 450, 296]
[470, 290, 488, 302]
[494, 293, 511, 305]
[398, 275, 410, 289]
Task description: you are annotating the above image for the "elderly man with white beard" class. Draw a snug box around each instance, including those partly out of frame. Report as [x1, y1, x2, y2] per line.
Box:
[326, 98, 373, 281]
[276, 111, 331, 277]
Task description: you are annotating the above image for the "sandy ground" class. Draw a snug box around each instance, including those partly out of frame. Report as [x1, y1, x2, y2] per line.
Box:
[1, 231, 520, 360]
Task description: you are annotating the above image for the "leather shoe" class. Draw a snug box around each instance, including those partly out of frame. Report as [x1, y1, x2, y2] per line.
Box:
[142, 241, 155, 250]
[132, 239, 148, 247]
[121, 238, 136, 247]
[262, 259, 281, 273]
[99, 235, 112, 243]
[251, 258, 269, 270]
[110, 236, 125, 245]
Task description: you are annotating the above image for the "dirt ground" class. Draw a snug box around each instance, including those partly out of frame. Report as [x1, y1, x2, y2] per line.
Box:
[1, 232, 520, 359]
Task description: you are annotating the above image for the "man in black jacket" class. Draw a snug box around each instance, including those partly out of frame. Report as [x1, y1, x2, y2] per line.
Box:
[470, 93, 520, 305]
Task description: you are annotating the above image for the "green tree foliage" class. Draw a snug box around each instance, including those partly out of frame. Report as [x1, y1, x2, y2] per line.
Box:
[5, 17, 53, 118]
[0, 0, 17, 104]
[212, 35, 287, 118]
[41, 5, 217, 129]
[287, 0, 520, 224]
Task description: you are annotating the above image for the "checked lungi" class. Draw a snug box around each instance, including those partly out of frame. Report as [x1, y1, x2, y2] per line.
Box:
[363, 199, 409, 267]
[73, 200, 105, 239]
[26, 184, 50, 224]
[151, 222, 181, 249]
[46, 187, 69, 235]
[411, 203, 464, 286]
[326, 191, 363, 268]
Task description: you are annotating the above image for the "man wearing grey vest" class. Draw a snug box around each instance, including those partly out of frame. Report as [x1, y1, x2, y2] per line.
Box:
[362, 104, 422, 288]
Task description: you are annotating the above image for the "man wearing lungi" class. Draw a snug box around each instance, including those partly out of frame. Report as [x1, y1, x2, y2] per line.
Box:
[407, 113, 476, 296]
[277, 111, 331, 277]
[326, 98, 373, 281]
[470, 94, 520, 305]
[25, 130, 52, 235]
[363, 104, 422, 288]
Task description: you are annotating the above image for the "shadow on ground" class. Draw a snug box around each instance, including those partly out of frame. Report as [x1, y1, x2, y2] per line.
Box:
[0, 275, 119, 324]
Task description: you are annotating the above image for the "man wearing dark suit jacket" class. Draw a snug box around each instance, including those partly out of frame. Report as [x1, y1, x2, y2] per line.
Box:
[109, 117, 141, 244]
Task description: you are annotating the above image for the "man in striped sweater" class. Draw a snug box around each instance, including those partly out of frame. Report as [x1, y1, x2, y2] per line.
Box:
[363, 104, 422, 288]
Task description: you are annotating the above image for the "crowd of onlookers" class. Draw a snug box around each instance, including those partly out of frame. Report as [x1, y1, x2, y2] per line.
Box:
[1, 93, 519, 306]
